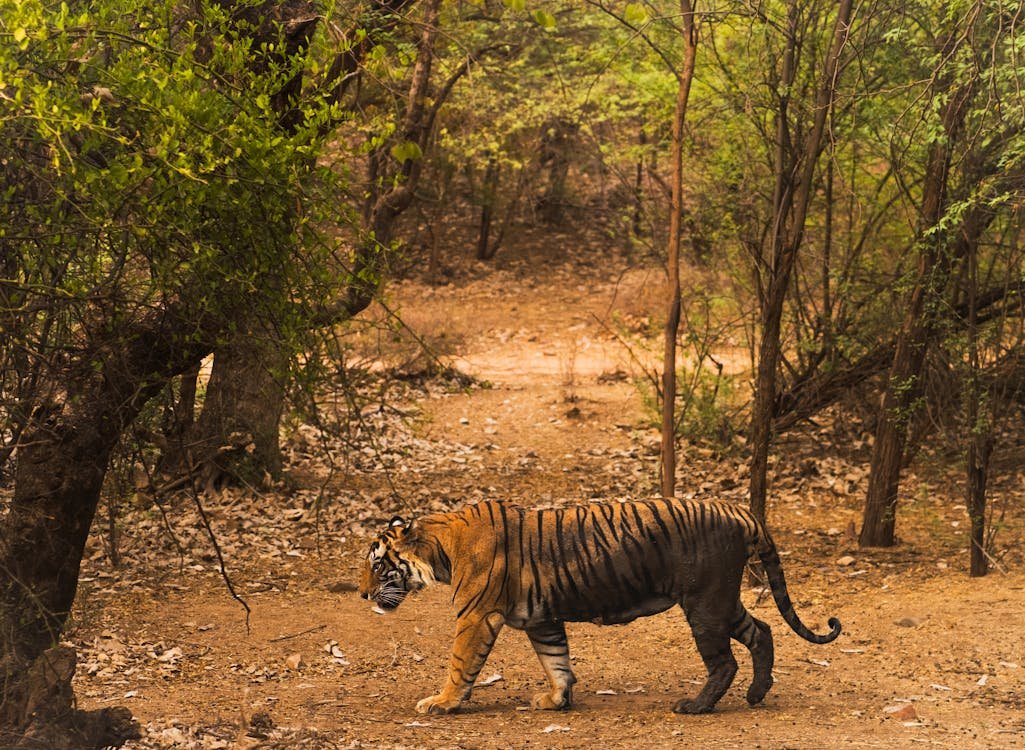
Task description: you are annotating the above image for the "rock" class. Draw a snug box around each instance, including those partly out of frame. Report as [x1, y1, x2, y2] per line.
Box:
[837, 555, 856, 566]
[895, 617, 922, 627]
[891, 705, 917, 721]
[284, 653, 302, 670]
[247, 711, 275, 739]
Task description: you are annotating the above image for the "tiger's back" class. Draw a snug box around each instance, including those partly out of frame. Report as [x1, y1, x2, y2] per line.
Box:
[466, 499, 757, 628]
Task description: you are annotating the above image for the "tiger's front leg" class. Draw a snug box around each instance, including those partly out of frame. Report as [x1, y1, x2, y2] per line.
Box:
[416, 611, 505, 714]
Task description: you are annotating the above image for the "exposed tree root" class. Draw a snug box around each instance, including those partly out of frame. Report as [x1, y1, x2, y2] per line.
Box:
[1, 646, 141, 749]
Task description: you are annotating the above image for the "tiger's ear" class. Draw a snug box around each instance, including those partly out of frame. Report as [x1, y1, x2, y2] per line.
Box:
[389, 516, 405, 528]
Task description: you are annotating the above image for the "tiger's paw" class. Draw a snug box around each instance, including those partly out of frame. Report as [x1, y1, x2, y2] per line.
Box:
[746, 676, 773, 706]
[672, 698, 714, 715]
[531, 691, 571, 710]
[415, 695, 461, 715]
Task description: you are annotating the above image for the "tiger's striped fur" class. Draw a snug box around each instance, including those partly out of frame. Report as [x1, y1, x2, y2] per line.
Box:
[357, 498, 841, 715]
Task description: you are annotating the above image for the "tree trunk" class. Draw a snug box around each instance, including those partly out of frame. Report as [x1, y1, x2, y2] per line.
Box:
[967, 432, 993, 577]
[0, 414, 142, 747]
[535, 118, 576, 225]
[965, 209, 990, 577]
[860, 53, 977, 546]
[749, 0, 853, 524]
[860, 194, 948, 546]
[158, 364, 201, 474]
[189, 331, 288, 489]
[632, 128, 646, 237]
[1, 302, 211, 742]
[1, 415, 116, 669]
[191, 0, 449, 487]
[659, 0, 698, 499]
[477, 154, 501, 261]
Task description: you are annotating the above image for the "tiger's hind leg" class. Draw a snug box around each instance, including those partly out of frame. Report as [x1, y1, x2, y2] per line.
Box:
[526, 621, 576, 710]
[675, 595, 738, 714]
[729, 602, 774, 706]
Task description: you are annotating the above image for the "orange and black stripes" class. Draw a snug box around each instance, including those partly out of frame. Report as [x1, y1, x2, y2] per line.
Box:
[357, 496, 841, 715]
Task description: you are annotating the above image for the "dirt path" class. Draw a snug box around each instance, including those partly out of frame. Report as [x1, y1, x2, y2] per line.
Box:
[79, 571, 1025, 749]
[73, 264, 1025, 749]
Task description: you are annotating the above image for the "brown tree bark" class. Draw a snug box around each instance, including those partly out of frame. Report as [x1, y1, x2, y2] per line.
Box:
[0, 303, 214, 743]
[660, 0, 698, 499]
[859, 52, 978, 546]
[748, 0, 853, 524]
[966, 233, 992, 576]
[191, 0, 456, 487]
[188, 331, 288, 489]
[477, 153, 501, 261]
[535, 118, 578, 225]
[1, 3, 317, 740]
[632, 128, 646, 237]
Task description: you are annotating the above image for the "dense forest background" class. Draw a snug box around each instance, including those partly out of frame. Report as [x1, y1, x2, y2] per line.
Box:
[2, 0, 1024, 747]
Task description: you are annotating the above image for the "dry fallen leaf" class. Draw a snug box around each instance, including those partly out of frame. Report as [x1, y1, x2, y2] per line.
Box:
[156, 647, 182, 663]
[541, 724, 571, 733]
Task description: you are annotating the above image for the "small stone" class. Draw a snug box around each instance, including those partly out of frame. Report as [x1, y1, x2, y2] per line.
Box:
[891, 705, 917, 721]
[895, 617, 922, 627]
[284, 653, 302, 670]
[837, 555, 856, 566]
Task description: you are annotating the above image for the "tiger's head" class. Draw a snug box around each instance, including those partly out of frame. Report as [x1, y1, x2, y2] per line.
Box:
[358, 516, 436, 611]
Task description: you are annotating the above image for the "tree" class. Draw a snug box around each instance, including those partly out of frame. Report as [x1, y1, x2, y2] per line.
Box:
[0, 0, 352, 742]
[744, 0, 855, 524]
[187, 0, 502, 486]
[178, 0, 417, 487]
[660, 0, 699, 499]
[860, 0, 1025, 547]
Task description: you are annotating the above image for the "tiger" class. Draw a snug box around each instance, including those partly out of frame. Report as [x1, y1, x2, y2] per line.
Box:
[357, 497, 841, 715]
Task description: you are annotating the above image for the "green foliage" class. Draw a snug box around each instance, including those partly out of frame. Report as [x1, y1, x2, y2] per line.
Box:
[0, 0, 355, 361]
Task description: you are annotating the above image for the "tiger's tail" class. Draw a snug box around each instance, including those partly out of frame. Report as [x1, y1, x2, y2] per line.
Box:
[756, 530, 842, 645]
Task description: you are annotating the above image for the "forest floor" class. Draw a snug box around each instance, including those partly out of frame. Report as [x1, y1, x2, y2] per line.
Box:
[72, 237, 1025, 749]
